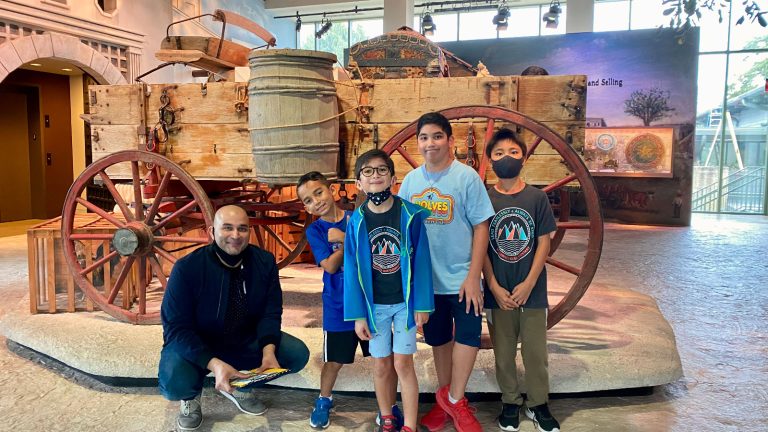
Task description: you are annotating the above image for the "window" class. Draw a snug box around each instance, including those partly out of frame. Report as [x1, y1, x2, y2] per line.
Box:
[96, 0, 117, 14]
[424, 13, 458, 42]
[350, 19, 383, 46]
[629, 0, 666, 30]
[594, 0, 630, 32]
[298, 23, 316, 50]
[459, 10, 498, 41]
[316, 20, 348, 65]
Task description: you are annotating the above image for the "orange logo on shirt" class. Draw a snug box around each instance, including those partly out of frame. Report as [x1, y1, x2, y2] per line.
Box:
[412, 188, 454, 225]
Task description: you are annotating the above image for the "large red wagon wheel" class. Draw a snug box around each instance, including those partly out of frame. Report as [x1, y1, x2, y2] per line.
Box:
[61, 150, 214, 324]
[382, 105, 603, 329]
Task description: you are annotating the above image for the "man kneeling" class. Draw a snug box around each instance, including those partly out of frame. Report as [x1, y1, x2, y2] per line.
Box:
[158, 205, 309, 430]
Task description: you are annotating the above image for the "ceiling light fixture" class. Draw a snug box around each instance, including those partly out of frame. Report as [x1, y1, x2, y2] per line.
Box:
[492, 2, 511, 31]
[542, 0, 562, 29]
[295, 11, 302, 32]
[421, 9, 436, 36]
[315, 15, 332, 38]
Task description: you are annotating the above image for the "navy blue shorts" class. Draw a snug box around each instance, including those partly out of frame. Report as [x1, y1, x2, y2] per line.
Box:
[422, 294, 482, 348]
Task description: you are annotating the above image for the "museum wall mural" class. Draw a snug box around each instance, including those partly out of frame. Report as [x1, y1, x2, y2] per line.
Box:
[442, 28, 699, 226]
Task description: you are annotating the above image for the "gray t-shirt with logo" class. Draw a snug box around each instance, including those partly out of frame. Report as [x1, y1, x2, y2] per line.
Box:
[485, 185, 556, 309]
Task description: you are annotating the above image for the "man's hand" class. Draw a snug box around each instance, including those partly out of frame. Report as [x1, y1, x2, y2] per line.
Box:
[510, 280, 534, 307]
[253, 344, 281, 373]
[415, 311, 430, 327]
[207, 357, 249, 394]
[490, 281, 517, 310]
[355, 319, 372, 340]
[458, 276, 483, 316]
[327, 227, 345, 244]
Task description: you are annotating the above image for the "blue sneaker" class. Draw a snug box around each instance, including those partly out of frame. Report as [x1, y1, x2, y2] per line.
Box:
[310, 396, 333, 429]
[376, 404, 404, 428]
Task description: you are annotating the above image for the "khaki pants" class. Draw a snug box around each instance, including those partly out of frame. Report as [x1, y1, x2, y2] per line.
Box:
[488, 307, 549, 407]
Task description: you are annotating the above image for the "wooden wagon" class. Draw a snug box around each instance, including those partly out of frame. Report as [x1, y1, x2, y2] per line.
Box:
[65, 47, 602, 327]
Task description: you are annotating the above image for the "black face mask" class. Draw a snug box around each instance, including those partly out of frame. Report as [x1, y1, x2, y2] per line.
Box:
[366, 187, 392, 206]
[492, 156, 524, 179]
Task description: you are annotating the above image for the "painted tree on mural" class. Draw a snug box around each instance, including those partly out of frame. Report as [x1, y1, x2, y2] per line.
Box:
[623, 88, 676, 126]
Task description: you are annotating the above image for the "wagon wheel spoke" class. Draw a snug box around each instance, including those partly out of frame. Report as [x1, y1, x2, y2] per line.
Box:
[79, 249, 119, 277]
[477, 118, 496, 182]
[98, 171, 133, 222]
[546, 257, 582, 276]
[153, 245, 178, 264]
[527, 136, 544, 156]
[137, 257, 147, 314]
[542, 173, 578, 193]
[75, 197, 126, 228]
[555, 221, 591, 229]
[152, 200, 199, 232]
[148, 253, 167, 290]
[145, 170, 173, 225]
[396, 146, 420, 168]
[155, 235, 210, 243]
[70, 233, 115, 241]
[107, 256, 135, 304]
[131, 161, 144, 221]
[252, 226, 266, 249]
[263, 225, 292, 252]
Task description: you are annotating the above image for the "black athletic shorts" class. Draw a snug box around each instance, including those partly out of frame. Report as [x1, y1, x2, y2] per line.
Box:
[324, 330, 371, 364]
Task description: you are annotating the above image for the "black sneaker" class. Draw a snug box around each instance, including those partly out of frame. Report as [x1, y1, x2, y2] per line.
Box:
[525, 404, 561, 432]
[177, 396, 203, 430]
[498, 403, 521, 431]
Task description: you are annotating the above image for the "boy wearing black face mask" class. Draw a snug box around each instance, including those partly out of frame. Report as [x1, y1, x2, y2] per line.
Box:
[481, 129, 561, 432]
[344, 149, 435, 432]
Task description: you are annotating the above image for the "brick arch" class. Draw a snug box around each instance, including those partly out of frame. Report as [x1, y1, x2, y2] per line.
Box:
[0, 32, 127, 85]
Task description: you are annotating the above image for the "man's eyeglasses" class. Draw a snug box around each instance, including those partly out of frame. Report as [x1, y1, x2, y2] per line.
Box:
[359, 166, 390, 177]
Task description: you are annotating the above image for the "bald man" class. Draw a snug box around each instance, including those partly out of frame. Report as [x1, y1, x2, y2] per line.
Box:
[159, 205, 309, 431]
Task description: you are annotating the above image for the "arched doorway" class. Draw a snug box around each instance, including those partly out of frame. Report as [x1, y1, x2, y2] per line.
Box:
[0, 32, 125, 221]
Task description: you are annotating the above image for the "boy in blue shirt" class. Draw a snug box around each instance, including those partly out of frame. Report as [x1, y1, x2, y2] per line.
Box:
[298, 171, 376, 429]
[482, 129, 560, 432]
[343, 149, 434, 432]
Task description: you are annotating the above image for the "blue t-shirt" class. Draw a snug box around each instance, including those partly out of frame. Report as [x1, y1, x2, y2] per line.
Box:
[399, 161, 495, 295]
[306, 210, 353, 331]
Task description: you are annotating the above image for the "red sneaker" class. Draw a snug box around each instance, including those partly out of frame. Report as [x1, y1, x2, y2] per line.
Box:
[401, 427, 415, 432]
[435, 385, 482, 432]
[419, 402, 451, 431]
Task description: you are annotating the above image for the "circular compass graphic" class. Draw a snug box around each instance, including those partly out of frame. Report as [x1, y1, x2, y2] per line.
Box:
[596, 133, 616, 152]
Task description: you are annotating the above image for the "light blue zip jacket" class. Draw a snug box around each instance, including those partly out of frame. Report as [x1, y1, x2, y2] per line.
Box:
[343, 197, 434, 333]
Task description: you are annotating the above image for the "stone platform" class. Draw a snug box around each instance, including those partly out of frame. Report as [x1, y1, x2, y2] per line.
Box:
[0, 264, 682, 394]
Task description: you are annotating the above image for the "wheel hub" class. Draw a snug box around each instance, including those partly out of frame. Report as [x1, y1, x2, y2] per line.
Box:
[113, 223, 154, 256]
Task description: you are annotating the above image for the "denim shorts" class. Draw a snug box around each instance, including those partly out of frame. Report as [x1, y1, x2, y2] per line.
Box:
[422, 294, 482, 348]
[369, 302, 417, 358]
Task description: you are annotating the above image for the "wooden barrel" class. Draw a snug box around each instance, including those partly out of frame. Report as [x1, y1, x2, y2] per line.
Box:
[248, 49, 339, 185]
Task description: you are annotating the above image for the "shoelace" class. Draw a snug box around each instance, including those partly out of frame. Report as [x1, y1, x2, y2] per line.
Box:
[453, 399, 478, 424]
[181, 400, 191, 416]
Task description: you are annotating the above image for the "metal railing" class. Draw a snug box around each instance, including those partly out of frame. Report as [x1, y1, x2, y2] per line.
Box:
[692, 166, 766, 213]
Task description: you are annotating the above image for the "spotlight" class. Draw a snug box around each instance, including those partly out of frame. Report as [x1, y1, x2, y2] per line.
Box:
[295, 11, 301, 32]
[492, 4, 511, 31]
[542, 0, 562, 29]
[316, 16, 332, 38]
[421, 11, 436, 36]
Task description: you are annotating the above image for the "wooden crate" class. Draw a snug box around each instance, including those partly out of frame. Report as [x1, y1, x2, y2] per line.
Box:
[27, 214, 136, 314]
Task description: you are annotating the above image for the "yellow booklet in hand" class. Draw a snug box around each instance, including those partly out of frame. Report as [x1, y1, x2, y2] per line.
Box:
[230, 368, 289, 389]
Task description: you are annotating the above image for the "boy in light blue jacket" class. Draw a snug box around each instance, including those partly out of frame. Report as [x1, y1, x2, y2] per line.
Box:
[344, 149, 434, 432]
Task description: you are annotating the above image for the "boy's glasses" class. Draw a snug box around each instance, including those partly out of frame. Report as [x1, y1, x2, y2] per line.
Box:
[359, 166, 390, 177]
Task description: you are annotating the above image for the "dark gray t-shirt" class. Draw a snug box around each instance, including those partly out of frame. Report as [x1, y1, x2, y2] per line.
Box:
[485, 185, 557, 309]
[363, 197, 404, 305]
